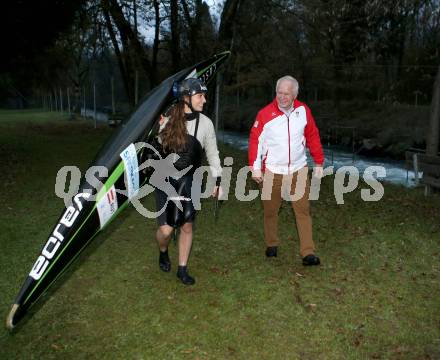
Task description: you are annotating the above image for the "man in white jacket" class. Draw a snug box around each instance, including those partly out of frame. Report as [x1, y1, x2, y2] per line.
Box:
[249, 76, 324, 265]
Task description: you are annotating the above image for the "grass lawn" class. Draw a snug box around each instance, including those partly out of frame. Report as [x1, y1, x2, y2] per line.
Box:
[0, 109, 439, 359]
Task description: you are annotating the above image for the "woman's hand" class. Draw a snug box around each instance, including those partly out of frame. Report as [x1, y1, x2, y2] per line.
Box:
[212, 186, 223, 198]
[252, 169, 263, 184]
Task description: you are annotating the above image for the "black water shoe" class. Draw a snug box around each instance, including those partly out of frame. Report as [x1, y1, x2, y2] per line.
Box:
[302, 254, 320, 266]
[177, 266, 195, 285]
[159, 249, 171, 272]
[265, 246, 278, 258]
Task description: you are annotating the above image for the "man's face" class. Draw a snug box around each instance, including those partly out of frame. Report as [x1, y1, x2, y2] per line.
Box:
[188, 93, 206, 112]
[276, 81, 296, 110]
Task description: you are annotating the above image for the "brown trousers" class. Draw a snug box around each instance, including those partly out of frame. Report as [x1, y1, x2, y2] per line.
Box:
[261, 167, 315, 257]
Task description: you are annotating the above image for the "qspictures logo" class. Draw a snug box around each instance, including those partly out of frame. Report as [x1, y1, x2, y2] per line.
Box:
[53, 142, 387, 220]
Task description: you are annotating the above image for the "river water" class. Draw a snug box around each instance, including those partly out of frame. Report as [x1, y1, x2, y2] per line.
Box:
[217, 130, 418, 188]
[81, 110, 418, 187]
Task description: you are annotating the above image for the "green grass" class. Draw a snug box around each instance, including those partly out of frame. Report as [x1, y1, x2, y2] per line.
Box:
[1, 110, 439, 359]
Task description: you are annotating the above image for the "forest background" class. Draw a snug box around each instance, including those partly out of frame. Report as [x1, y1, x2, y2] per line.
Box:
[1, 0, 439, 158]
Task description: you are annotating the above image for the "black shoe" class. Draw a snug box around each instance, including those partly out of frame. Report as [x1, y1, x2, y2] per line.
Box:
[159, 249, 171, 272]
[265, 246, 278, 258]
[177, 266, 195, 285]
[302, 254, 320, 266]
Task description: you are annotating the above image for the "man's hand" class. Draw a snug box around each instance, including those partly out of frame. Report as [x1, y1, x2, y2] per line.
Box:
[252, 169, 263, 184]
[212, 186, 223, 198]
[313, 166, 324, 179]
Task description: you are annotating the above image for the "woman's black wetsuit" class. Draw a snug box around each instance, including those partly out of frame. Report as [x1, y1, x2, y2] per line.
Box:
[154, 113, 203, 227]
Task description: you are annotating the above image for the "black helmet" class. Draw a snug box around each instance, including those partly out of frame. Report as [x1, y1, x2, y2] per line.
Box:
[176, 78, 207, 98]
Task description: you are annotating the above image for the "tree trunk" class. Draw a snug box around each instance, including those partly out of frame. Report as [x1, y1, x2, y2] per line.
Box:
[328, 34, 342, 115]
[133, 0, 138, 38]
[181, 0, 195, 63]
[150, 0, 160, 87]
[102, 3, 132, 104]
[218, 0, 241, 51]
[102, 0, 152, 103]
[170, 0, 181, 72]
[426, 65, 440, 156]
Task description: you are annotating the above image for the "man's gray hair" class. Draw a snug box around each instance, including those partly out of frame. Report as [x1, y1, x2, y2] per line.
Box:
[276, 75, 299, 97]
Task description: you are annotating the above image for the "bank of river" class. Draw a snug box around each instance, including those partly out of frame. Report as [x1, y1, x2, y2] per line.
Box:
[218, 130, 418, 188]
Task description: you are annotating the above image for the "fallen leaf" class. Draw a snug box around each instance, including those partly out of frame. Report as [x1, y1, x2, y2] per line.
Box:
[181, 348, 195, 354]
[353, 338, 361, 347]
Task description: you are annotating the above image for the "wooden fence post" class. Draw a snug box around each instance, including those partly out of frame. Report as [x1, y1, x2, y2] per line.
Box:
[111, 76, 115, 115]
[83, 86, 86, 119]
[67, 87, 71, 114]
[93, 82, 97, 128]
[413, 153, 419, 186]
[59, 88, 63, 114]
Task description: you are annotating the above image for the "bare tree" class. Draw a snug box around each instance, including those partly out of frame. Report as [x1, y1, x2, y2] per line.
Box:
[102, 2, 132, 102]
[150, 0, 161, 86]
[101, 0, 153, 105]
[170, 0, 181, 72]
[218, 0, 241, 51]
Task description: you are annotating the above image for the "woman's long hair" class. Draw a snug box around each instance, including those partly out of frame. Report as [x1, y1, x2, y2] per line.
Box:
[160, 101, 188, 153]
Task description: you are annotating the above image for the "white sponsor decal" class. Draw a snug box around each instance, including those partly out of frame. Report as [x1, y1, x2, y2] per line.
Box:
[120, 143, 139, 200]
[97, 185, 119, 229]
[168, 196, 192, 202]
